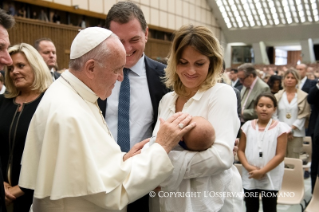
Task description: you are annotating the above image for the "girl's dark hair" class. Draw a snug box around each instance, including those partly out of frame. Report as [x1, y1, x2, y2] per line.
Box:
[254, 93, 278, 108]
[267, 75, 283, 90]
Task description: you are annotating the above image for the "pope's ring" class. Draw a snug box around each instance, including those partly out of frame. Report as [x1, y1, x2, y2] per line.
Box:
[178, 123, 184, 129]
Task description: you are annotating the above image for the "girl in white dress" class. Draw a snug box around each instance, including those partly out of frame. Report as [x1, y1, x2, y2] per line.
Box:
[238, 93, 290, 212]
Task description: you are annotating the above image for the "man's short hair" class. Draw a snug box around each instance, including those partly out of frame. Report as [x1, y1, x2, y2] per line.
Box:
[237, 63, 257, 77]
[0, 9, 15, 29]
[105, 1, 147, 32]
[231, 69, 238, 73]
[34, 38, 54, 51]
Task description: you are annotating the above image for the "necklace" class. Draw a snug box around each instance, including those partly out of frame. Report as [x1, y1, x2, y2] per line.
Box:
[61, 75, 112, 136]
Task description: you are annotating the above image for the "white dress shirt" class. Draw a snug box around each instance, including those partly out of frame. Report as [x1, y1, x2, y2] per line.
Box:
[273, 92, 306, 137]
[231, 78, 239, 87]
[0, 85, 6, 94]
[105, 55, 154, 148]
[299, 76, 307, 89]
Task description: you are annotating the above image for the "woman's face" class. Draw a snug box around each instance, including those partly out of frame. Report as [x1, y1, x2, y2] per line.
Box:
[176, 45, 210, 94]
[284, 73, 297, 88]
[8, 53, 34, 92]
[273, 80, 280, 89]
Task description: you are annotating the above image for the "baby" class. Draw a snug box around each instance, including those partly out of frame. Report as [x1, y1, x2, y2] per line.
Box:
[180, 116, 215, 151]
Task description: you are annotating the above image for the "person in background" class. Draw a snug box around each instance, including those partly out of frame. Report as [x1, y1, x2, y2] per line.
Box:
[238, 93, 289, 212]
[34, 38, 60, 81]
[99, 2, 170, 211]
[238, 63, 270, 123]
[267, 75, 283, 94]
[229, 68, 243, 91]
[273, 68, 310, 159]
[296, 63, 316, 93]
[0, 43, 52, 212]
[0, 8, 15, 212]
[308, 80, 319, 192]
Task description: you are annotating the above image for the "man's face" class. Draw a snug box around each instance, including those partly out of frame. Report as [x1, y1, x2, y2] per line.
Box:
[94, 37, 126, 100]
[109, 18, 148, 69]
[238, 70, 254, 88]
[229, 71, 237, 81]
[296, 64, 307, 79]
[38, 41, 57, 69]
[0, 25, 12, 70]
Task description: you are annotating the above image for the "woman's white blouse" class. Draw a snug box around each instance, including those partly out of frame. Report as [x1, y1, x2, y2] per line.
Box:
[273, 92, 306, 137]
[152, 83, 243, 212]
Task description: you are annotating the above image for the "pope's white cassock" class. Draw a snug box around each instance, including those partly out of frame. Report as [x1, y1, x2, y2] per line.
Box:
[19, 70, 174, 212]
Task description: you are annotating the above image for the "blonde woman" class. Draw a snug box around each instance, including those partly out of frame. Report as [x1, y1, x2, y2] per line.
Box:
[151, 25, 242, 212]
[0, 43, 52, 212]
[273, 68, 311, 158]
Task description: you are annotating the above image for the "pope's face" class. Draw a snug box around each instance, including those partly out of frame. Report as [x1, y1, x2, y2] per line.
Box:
[95, 37, 126, 100]
[109, 18, 148, 69]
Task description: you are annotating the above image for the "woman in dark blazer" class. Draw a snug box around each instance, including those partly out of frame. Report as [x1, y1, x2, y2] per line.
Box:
[0, 43, 52, 212]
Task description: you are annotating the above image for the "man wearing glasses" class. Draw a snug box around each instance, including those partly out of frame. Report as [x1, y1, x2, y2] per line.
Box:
[238, 63, 270, 124]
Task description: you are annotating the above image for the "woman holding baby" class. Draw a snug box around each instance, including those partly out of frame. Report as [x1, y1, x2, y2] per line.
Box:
[151, 25, 243, 212]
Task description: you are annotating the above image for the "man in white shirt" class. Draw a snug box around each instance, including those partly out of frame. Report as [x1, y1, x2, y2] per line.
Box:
[34, 38, 60, 81]
[296, 63, 316, 94]
[0, 73, 5, 94]
[98, 3, 169, 211]
[19, 27, 195, 212]
[229, 68, 243, 91]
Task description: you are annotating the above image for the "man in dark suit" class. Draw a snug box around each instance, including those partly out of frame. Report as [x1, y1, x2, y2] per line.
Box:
[296, 63, 316, 93]
[307, 81, 319, 193]
[229, 68, 243, 91]
[34, 38, 60, 80]
[98, 2, 169, 211]
[0, 8, 16, 212]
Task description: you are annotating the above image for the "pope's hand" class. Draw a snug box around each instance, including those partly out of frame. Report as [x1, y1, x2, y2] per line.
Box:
[123, 138, 150, 161]
[155, 112, 196, 153]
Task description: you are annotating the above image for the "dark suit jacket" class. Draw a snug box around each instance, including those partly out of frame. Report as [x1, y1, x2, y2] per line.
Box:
[307, 85, 319, 137]
[0, 157, 6, 212]
[233, 80, 243, 91]
[301, 78, 316, 93]
[98, 56, 168, 212]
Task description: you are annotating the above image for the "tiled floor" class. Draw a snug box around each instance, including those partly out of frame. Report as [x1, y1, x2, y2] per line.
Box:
[241, 178, 312, 212]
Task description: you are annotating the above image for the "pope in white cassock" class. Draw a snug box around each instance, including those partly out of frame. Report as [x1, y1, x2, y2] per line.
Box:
[18, 27, 195, 212]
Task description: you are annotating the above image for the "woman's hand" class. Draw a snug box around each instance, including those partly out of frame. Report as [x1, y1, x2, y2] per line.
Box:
[3, 182, 16, 206]
[249, 169, 265, 180]
[8, 185, 25, 198]
[245, 164, 259, 173]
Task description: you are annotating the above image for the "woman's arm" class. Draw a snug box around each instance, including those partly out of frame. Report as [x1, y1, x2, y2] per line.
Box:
[182, 86, 240, 179]
[238, 131, 258, 172]
[249, 133, 287, 180]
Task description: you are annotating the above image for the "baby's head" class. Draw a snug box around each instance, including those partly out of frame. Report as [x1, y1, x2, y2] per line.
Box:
[183, 116, 215, 151]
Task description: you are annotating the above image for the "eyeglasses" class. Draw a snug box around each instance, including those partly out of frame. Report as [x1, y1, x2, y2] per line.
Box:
[238, 75, 249, 82]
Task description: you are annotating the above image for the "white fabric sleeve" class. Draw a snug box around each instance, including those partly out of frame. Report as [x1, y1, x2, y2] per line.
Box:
[241, 121, 251, 136]
[182, 86, 240, 179]
[278, 122, 291, 136]
[292, 117, 306, 130]
[82, 143, 173, 210]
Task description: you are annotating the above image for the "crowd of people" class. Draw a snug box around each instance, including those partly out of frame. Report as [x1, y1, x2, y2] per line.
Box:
[0, 1, 319, 212]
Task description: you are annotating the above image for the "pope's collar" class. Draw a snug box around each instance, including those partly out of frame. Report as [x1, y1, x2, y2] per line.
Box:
[61, 70, 98, 103]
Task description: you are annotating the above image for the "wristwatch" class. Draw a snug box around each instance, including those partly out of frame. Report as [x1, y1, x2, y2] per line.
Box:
[290, 129, 294, 134]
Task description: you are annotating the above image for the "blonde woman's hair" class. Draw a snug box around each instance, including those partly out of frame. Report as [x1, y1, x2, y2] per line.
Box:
[282, 68, 300, 89]
[164, 25, 223, 97]
[4, 43, 52, 98]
